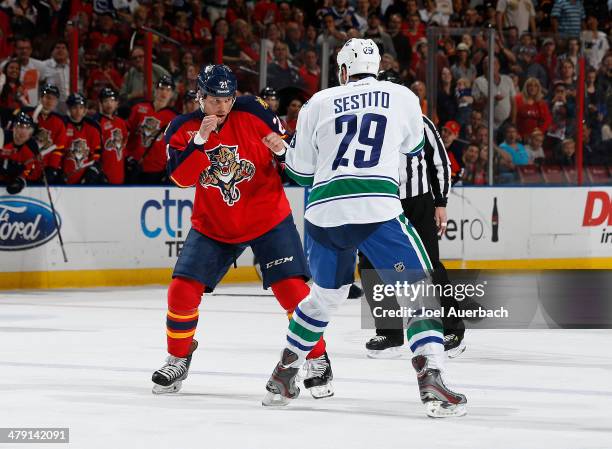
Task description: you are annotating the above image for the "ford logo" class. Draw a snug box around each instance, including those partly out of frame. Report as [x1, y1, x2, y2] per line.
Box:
[0, 196, 61, 251]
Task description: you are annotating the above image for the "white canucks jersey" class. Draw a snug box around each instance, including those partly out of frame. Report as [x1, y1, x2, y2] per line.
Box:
[286, 76, 424, 227]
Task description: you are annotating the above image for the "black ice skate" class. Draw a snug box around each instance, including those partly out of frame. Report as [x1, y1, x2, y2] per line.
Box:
[444, 320, 466, 359]
[262, 348, 301, 407]
[304, 351, 334, 399]
[151, 340, 198, 394]
[411, 355, 467, 418]
[365, 334, 404, 359]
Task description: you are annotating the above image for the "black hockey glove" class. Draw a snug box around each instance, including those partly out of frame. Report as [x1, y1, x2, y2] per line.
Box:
[1, 158, 25, 177]
[6, 176, 26, 195]
[44, 167, 64, 184]
[81, 162, 108, 185]
[125, 156, 142, 184]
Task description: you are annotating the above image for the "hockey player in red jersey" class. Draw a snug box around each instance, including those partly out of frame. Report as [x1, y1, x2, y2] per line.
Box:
[151, 65, 333, 399]
[63, 93, 105, 185]
[125, 75, 178, 184]
[94, 87, 128, 184]
[0, 112, 38, 194]
[14, 84, 66, 183]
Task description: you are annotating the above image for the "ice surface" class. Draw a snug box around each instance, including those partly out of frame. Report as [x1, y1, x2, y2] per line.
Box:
[1, 283, 611, 449]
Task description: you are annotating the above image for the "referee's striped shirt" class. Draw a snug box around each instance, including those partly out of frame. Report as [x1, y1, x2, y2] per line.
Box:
[399, 115, 451, 206]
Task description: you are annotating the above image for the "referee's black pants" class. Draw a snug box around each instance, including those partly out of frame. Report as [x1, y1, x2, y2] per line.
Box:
[358, 193, 462, 340]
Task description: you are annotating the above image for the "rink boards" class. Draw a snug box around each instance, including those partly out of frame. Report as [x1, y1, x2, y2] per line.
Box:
[0, 186, 611, 288]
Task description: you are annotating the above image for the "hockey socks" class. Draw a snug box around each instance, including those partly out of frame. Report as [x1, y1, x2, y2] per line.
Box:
[166, 277, 205, 357]
[406, 312, 445, 370]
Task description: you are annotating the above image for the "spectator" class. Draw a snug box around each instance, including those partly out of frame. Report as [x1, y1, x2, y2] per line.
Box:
[267, 42, 305, 93]
[387, 14, 412, 74]
[463, 109, 484, 142]
[6, 0, 37, 38]
[262, 22, 282, 62]
[596, 55, 612, 123]
[85, 52, 123, 102]
[585, 68, 605, 127]
[516, 77, 552, 138]
[534, 38, 559, 87]
[496, 0, 536, 37]
[437, 67, 458, 126]
[419, 0, 437, 24]
[384, 0, 408, 23]
[298, 49, 321, 99]
[41, 40, 70, 109]
[170, 12, 194, 47]
[559, 37, 580, 69]
[404, 13, 425, 50]
[353, 0, 369, 32]
[461, 143, 481, 183]
[363, 13, 397, 59]
[450, 43, 476, 82]
[472, 56, 516, 130]
[0, 59, 28, 113]
[191, 1, 212, 43]
[283, 97, 302, 134]
[525, 128, 546, 164]
[206, 0, 229, 25]
[581, 16, 609, 70]
[253, 0, 279, 34]
[499, 124, 529, 166]
[555, 138, 575, 166]
[1, 37, 44, 107]
[441, 120, 466, 163]
[431, 0, 453, 26]
[317, 14, 347, 54]
[321, 0, 359, 32]
[87, 12, 119, 55]
[513, 45, 548, 87]
[551, 0, 585, 37]
[455, 77, 474, 127]
[410, 80, 427, 115]
[555, 59, 577, 97]
[285, 21, 306, 61]
[120, 46, 171, 102]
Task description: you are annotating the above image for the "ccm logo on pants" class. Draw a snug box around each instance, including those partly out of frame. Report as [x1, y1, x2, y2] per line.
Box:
[265, 257, 294, 269]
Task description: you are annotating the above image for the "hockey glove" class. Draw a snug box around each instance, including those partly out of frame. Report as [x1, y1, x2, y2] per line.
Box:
[6, 176, 26, 195]
[81, 163, 108, 185]
[1, 159, 25, 177]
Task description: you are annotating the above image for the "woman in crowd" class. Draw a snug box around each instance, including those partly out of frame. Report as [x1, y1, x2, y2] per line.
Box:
[515, 77, 552, 139]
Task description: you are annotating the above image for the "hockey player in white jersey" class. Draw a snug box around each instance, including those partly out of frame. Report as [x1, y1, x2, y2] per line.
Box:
[262, 38, 466, 418]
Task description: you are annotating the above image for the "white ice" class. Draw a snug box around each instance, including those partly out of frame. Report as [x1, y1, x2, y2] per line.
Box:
[1, 284, 611, 449]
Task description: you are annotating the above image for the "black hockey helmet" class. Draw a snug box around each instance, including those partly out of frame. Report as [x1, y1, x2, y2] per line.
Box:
[14, 111, 34, 128]
[66, 92, 87, 107]
[157, 75, 176, 90]
[377, 69, 402, 85]
[184, 89, 198, 102]
[260, 86, 278, 99]
[41, 83, 60, 98]
[197, 64, 237, 97]
[99, 87, 118, 101]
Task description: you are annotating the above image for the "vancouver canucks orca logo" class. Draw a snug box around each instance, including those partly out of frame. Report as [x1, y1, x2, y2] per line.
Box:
[199, 144, 255, 206]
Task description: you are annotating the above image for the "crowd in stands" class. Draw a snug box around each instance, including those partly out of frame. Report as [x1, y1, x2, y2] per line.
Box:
[0, 0, 611, 189]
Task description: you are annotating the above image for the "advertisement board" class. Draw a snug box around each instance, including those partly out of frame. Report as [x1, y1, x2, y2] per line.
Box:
[1, 186, 611, 288]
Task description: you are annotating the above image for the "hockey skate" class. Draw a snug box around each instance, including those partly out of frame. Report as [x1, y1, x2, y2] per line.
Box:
[151, 340, 198, 394]
[412, 355, 467, 418]
[262, 348, 301, 407]
[303, 352, 334, 399]
[444, 320, 466, 359]
[365, 334, 404, 359]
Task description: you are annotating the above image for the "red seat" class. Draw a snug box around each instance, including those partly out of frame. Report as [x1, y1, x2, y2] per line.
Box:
[563, 166, 577, 184]
[541, 165, 566, 184]
[586, 166, 611, 184]
[517, 165, 543, 184]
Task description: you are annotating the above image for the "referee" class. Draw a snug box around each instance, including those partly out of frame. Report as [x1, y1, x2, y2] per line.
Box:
[358, 70, 465, 358]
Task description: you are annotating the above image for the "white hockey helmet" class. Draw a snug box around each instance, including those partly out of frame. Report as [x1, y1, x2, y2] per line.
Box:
[336, 38, 381, 85]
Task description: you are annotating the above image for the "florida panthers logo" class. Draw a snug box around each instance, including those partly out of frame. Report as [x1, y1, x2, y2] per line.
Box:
[139, 116, 161, 147]
[199, 144, 255, 206]
[104, 128, 124, 161]
[68, 138, 90, 169]
[35, 127, 52, 149]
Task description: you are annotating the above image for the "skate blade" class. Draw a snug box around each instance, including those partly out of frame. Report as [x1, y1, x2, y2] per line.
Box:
[424, 401, 467, 418]
[366, 346, 403, 359]
[152, 381, 183, 395]
[262, 391, 294, 407]
[308, 382, 334, 399]
[446, 343, 467, 359]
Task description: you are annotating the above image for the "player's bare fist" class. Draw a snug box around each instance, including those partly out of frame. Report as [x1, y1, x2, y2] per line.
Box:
[199, 115, 218, 141]
[262, 133, 286, 155]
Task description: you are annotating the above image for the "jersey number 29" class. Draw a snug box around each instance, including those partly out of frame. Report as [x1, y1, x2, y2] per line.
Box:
[332, 113, 387, 170]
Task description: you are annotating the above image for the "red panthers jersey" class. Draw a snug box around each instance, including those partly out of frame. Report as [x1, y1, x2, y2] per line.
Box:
[126, 101, 177, 173]
[97, 114, 128, 184]
[0, 133, 37, 182]
[63, 118, 102, 184]
[165, 95, 290, 244]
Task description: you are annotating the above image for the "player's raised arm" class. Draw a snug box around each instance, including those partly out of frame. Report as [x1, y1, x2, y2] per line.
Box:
[165, 113, 210, 188]
[284, 100, 317, 186]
